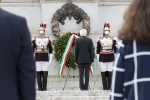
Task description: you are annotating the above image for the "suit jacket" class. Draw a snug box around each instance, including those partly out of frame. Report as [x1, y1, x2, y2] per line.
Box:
[75, 36, 94, 63]
[0, 8, 36, 100]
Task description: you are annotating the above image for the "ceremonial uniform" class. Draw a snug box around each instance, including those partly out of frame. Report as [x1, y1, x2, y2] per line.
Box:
[32, 23, 53, 91]
[97, 22, 117, 90]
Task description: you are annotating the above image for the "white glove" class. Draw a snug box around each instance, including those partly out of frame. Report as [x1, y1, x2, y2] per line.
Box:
[48, 54, 53, 67]
[97, 54, 99, 62]
[114, 53, 117, 60]
[97, 54, 101, 67]
[31, 36, 34, 41]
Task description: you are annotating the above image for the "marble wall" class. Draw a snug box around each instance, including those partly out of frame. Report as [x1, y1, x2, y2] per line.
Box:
[0, 0, 130, 36]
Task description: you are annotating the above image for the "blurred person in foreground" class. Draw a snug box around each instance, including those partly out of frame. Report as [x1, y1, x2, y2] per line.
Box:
[75, 29, 94, 91]
[0, 1, 36, 100]
[110, 0, 150, 100]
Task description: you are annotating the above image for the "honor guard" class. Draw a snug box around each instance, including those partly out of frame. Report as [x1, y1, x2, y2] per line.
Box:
[97, 22, 117, 90]
[32, 23, 53, 91]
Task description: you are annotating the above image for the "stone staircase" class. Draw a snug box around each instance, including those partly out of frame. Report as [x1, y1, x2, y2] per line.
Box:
[36, 90, 110, 100]
[36, 70, 110, 100]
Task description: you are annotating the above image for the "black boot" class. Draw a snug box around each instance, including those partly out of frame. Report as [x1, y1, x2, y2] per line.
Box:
[108, 72, 112, 90]
[36, 71, 42, 91]
[106, 71, 109, 79]
[42, 71, 48, 91]
[101, 72, 107, 90]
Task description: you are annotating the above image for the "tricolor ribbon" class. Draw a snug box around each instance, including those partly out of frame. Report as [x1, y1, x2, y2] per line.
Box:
[90, 64, 95, 75]
[58, 34, 79, 75]
[58, 34, 95, 76]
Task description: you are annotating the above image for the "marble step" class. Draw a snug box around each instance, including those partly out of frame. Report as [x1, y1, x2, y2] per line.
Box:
[37, 80, 103, 89]
[36, 96, 110, 100]
[36, 87, 103, 91]
[36, 90, 110, 96]
[36, 90, 110, 100]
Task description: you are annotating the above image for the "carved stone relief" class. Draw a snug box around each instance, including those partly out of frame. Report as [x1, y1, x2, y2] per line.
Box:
[51, 0, 91, 37]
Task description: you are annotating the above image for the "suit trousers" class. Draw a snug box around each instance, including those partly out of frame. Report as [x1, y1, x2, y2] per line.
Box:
[78, 63, 90, 90]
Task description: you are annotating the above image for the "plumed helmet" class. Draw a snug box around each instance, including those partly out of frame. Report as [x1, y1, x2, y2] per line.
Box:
[103, 22, 110, 35]
[38, 23, 45, 32]
[80, 29, 87, 36]
[103, 22, 110, 31]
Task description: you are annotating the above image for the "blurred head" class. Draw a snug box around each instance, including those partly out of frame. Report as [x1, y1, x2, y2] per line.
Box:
[80, 29, 87, 36]
[38, 23, 45, 36]
[118, 0, 150, 45]
[103, 22, 110, 36]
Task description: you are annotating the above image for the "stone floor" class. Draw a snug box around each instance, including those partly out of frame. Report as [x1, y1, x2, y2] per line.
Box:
[36, 75, 109, 100]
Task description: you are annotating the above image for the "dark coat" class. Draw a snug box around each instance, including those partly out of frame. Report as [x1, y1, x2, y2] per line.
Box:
[110, 40, 150, 100]
[75, 36, 94, 63]
[0, 8, 36, 100]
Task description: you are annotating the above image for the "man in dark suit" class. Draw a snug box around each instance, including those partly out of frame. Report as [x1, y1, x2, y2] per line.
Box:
[0, 6, 36, 100]
[75, 29, 94, 90]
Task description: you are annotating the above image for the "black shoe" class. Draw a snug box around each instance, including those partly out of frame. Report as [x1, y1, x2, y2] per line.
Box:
[80, 84, 85, 91]
[43, 89, 47, 91]
[38, 89, 43, 91]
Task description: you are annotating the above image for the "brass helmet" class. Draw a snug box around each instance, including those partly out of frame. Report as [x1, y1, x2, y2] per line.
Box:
[103, 22, 110, 35]
[38, 23, 45, 34]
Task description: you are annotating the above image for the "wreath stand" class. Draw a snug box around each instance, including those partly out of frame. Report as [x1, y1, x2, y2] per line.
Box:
[63, 67, 71, 91]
